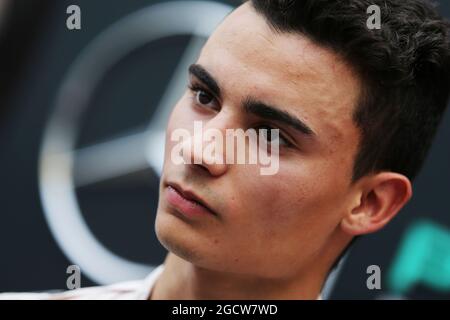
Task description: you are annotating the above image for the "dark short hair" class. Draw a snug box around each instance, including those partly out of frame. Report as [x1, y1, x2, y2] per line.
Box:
[250, 0, 450, 182]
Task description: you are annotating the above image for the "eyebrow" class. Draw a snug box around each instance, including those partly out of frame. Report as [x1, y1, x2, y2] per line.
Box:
[189, 64, 221, 98]
[243, 98, 315, 137]
[188, 63, 316, 137]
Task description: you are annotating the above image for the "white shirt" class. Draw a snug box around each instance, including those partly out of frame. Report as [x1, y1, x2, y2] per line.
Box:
[0, 264, 323, 300]
[0, 264, 165, 300]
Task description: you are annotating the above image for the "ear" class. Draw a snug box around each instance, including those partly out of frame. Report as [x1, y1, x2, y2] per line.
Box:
[341, 172, 413, 235]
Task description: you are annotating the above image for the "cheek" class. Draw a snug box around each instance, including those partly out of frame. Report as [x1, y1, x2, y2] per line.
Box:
[234, 159, 347, 239]
[227, 165, 309, 239]
[235, 166, 346, 270]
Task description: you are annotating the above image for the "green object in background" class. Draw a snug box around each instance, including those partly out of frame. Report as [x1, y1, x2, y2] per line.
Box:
[388, 220, 450, 294]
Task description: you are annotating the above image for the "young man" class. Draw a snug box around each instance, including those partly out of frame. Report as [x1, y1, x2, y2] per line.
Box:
[2, 0, 449, 299]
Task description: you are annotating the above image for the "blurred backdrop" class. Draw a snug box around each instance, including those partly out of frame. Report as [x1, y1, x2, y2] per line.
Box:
[0, 0, 449, 299]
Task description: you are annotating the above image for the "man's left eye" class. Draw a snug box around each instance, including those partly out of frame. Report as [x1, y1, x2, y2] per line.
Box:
[256, 125, 292, 147]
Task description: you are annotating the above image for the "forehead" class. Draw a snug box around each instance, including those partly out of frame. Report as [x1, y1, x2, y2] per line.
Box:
[197, 3, 361, 152]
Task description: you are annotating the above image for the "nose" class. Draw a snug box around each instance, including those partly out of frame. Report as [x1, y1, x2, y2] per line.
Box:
[180, 123, 228, 177]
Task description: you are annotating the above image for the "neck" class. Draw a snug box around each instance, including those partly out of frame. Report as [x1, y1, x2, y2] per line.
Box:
[149, 253, 329, 300]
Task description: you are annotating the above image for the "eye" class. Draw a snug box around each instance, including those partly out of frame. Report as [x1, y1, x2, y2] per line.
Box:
[188, 84, 219, 111]
[255, 125, 292, 147]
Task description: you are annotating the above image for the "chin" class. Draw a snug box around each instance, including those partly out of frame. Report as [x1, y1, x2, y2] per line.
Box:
[155, 210, 204, 262]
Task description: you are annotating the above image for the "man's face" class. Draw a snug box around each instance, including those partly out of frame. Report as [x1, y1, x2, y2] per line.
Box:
[155, 3, 361, 279]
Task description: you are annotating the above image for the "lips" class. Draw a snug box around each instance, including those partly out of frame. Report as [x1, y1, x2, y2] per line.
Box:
[165, 182, 217, 217]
